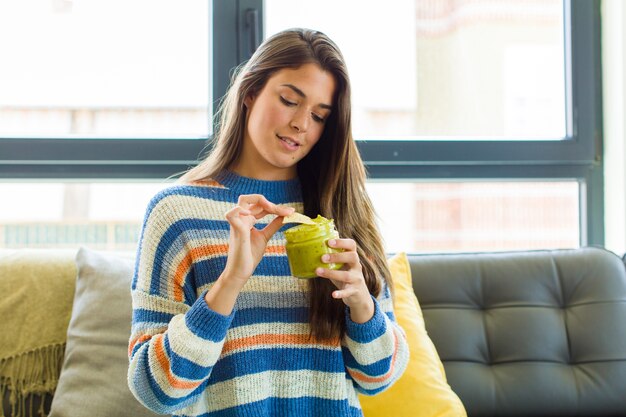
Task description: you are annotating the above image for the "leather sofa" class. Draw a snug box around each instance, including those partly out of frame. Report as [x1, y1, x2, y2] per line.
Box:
[1, 246, 625, 417]
[410, 247, 626, 417]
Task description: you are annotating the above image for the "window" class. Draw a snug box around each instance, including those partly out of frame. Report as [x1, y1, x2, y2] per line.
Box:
[0, 182, 168, 250]
[0, 0, 211, 138]
[368, 181, 579, 253]
[264, 0, 601, 251]
[266, 0, 567, 140]
[0, 0, 602, 252]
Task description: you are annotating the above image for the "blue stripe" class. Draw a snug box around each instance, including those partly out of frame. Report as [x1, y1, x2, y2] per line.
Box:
[139, 184, 251, 271]
[255, 255, 292, 276]
[148, 219, 289, 295]
[191, 256, 292, 289]
[185, 396, 362, 417]
[231, 307, 309, 328]
[163, 334, 213, 380]
[130, 340, 143, 358]
[180, 269, 198, 305]
[345, 299, 388, 343]
[344, 365, 393, 396]
[354, 385, 388, 396]
[149, 219, 230, 295]
[133, 345, 207, 411]
[141, 184, 300, 294]
[184, 297, 233, 342]
[132, 308, 175, 325]
[218, 255, 292, 278]
[343, 349, 393, 378]
[210, 347, 343, 383]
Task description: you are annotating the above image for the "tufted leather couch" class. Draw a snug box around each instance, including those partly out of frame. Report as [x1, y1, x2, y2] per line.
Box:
[2, 247, 625, 417]
[410, 247, 626, 417]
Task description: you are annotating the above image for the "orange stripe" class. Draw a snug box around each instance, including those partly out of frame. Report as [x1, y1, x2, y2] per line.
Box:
[348, 331, 399, 384]
[171, 244, 286, 301]
[223, 333, 339, 355]
[128, 334, 153, 356]
[190, 179, 225, 188]
[265, 245, 285, 254]
[172, 244, 229, 301]
[153, 334, 203, 390]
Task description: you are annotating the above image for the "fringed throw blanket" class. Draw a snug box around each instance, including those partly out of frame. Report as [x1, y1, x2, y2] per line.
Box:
[0, 249, 77, 417]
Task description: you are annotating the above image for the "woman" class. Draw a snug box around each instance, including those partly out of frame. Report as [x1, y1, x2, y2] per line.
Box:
[128, 28, 408, 417]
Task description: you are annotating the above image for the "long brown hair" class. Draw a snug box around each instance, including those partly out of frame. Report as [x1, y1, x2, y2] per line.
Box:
[179, 28, 392, 341]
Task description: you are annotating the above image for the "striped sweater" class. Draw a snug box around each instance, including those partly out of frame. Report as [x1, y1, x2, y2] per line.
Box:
[128, 171, 409, 417]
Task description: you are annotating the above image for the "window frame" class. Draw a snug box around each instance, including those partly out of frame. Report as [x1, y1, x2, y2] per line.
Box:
[0, 0, 603, 244]
[353, 0, 603, 246]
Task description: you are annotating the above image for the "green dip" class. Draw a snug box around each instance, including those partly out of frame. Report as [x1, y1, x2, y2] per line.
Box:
[284, 215, 344, 278]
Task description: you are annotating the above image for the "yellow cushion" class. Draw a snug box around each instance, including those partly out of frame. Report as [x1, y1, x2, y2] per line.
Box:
[359, 252, 467, 417]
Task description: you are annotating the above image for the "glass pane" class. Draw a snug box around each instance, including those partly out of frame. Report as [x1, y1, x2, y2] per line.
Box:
[0, 182, 170, 250]
[265, 0, 566, 140]
[0, 181, 580, 253]
[0, 0, 210, 138]
[366, 181, 579, 253]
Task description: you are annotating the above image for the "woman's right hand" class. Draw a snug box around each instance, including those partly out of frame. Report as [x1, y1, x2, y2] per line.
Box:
[222, 194, 294, 285]
[206, 194, 293, 315]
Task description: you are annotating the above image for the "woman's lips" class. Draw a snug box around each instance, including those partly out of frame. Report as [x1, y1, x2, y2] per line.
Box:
[277, 135, 300, 150]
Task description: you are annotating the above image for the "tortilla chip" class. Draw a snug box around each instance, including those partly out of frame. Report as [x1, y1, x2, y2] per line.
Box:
[283, 212, 315, 225]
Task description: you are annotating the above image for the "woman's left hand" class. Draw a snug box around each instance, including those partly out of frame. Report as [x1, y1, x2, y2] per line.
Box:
[315, 238, 375, 324]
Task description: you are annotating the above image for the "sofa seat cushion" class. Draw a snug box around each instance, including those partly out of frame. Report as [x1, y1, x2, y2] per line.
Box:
[409, 247, 626, 417]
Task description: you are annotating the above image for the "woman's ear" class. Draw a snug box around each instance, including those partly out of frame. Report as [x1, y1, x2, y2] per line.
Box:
[244, 94, 254, 109]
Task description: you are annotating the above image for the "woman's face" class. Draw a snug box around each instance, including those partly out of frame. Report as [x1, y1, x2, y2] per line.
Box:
[234, 63, 336, 180]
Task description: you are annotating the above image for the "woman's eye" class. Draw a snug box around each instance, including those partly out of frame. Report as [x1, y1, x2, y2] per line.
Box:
[312, 114, 325, 123]
[280, 96, 296, 106]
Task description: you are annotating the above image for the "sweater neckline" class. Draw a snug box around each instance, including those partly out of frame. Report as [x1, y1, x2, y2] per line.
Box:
[215, 170, 302, 203]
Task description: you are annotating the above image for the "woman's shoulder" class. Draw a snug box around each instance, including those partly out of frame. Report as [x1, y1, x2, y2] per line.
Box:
[152, 179, 226, 201]
[145, 178, 234, 215]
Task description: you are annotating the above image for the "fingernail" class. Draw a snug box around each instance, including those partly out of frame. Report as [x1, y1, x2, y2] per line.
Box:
[328, 239, 336, 247]
[321, 254, 330, 262]
[316, 267, 324, 275]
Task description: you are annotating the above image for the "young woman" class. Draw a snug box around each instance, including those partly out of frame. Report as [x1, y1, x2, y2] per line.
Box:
[128, 28, 408, 417]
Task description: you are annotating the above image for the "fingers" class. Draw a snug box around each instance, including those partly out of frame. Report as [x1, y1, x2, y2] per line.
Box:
[315, 266, 348, 281]
[260, 214, 286, 242]
[237, 194, 295, 217]
[327, 238, 357, 252]
[330, 286, 359, 300]
[224, 205, 251, 220]
[319, 238, 360, 271]
[315, 237, 367, 301]
[225, 194, 295, 237]
[224, 206, 254, 230]
[315, 267, 365, 301]
[320, 251, 360, 267]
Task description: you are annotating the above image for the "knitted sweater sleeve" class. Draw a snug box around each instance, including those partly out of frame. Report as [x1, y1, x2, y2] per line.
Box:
[341, 280, 409, 395]
[127, 189, 234, 414]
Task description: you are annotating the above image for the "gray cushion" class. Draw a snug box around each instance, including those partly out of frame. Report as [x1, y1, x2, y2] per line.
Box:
[409, 247, 626, 417]
[48, 248, 160, 417]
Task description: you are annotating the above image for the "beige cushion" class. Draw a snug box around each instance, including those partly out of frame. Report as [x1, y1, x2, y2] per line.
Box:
[48, 248, 159, 417]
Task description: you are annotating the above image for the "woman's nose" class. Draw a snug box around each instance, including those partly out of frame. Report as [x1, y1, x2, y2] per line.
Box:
[290, 109, 309, 133]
